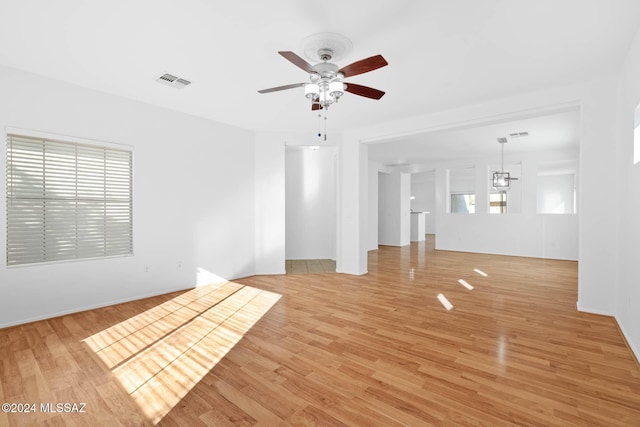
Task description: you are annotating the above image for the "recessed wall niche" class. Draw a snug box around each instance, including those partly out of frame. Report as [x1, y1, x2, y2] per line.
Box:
[536, 160, 577, 214]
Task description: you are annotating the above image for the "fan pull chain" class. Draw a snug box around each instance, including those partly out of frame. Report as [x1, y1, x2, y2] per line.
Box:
[316, 110, 328, 141]
[324, 110, 327, 141]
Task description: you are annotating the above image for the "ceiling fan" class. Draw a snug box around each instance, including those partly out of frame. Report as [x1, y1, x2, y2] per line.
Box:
[258, 47, 388, 110]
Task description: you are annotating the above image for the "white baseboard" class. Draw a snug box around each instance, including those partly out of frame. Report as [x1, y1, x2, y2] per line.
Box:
[615, 317, 640, 365]
[0, 284, 198, 330]
[576, 301, 640, 365]
[575, 301, 614, 317]
[253, 269, 287, 275]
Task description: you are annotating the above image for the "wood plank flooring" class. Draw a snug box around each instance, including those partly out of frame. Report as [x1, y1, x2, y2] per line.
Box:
[286, 260, 336, 274]
[1, 236, 639, 426]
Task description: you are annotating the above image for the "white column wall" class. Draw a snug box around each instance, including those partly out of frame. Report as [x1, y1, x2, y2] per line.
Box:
[254, 132, 286, 274]
[400, 173, 411, 246]
[475, 162, 488, 215]
[378, 172, 411, 246]
[368, 162, 379, 251]
[336, 133, 368, 275]
[577, 77, 619, 315]
[613, 24, 640, 360]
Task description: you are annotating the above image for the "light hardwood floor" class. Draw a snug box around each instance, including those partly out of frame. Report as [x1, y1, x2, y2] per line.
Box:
[1, 236, 639, 426]
[286, 259, 336, 274]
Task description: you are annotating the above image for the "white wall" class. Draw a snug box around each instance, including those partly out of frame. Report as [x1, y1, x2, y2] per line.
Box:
[378, 172, 411, 246]
[378, 172, 389, 244]
[285, 146, 336, 260]
[0, 65, 256, 327]
[368, 162, 379, 251]
[614, 24, 640, 360]
[410, 170, 436, 233]
[374, 149, 580, 260]
[254, 132, 286, 274]
[577, 77, 619, 315]
[399, 173, 411, 246]
[537, 174, 575, 214]
[336, 132, 368, 275]
[436, 213, 578, 259]
[434, 150, 578, 260]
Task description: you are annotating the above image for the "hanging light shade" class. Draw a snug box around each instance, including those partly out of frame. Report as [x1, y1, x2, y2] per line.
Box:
[492, 172, 511, 190]
[492, 138, 518, 191]
[304, 83, 320, 100]
[320, 89, 331, 105]
[329, 81, 344, 99]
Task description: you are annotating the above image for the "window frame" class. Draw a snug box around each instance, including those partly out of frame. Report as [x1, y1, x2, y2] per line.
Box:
[5, 129, 133, 267]
[450, 192, 476, 214]
[489, 191, 507, 214]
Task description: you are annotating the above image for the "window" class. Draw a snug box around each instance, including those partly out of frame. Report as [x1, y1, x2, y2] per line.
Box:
[489, 163, 521, 214]
[489, 192, 507, 214]
[451, 193, 475, 213]
[6, 134, 133, 266]
[448, 166, 475, 214]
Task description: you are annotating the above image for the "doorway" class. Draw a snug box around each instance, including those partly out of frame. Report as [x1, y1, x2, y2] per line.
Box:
[284, 145, 337, 273]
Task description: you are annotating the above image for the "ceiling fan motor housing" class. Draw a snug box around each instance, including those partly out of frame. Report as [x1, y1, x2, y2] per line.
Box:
[312, 62, 339, 79]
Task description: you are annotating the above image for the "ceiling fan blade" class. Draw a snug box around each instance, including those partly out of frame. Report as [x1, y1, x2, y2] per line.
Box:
[278, 51, 314, 73]
[339, 55, 388, 78]
[258, 83, 305, 94]
[311, 103, 323, 110]
[344, 83, 385, 100]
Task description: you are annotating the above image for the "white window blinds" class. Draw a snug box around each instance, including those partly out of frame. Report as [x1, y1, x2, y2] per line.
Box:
[6, 134, 133, 266]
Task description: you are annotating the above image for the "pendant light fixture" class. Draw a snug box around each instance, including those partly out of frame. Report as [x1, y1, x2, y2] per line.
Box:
[492, 137, 518, 191]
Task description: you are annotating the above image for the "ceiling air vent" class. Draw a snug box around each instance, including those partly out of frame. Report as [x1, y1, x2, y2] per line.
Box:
[156, 73, 191, 89]
[508, 131, 529, 138]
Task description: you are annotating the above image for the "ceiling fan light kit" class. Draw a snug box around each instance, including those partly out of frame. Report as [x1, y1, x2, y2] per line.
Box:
[258, 32, 388, 112]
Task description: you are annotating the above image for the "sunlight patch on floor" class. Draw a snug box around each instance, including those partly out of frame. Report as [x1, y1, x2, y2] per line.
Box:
[458, 279, 474, 290]
[437, 293, 453, 311]
[83, 280, 281, 424]
[474, 268, 488, 277]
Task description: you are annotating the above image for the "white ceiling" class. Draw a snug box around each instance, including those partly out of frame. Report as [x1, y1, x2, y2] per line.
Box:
[0, 0, 638, 163]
